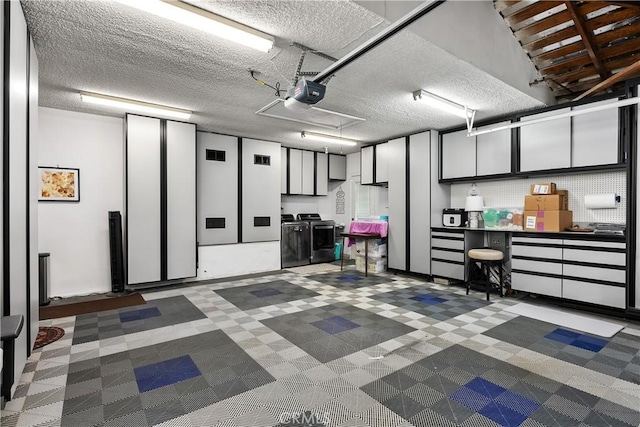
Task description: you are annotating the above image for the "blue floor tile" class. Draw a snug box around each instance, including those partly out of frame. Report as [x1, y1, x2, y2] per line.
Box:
[495, 390, 540, 416]
[134, 355, 201, 393]
[464, 377, 505, 399]
[311, 316, 360, 335]
[410, 294, 447, 306]
[572, 338, 605, 352]
[119, 307, 161, 323]
[450, 386, 492, 411]
[250, 287, 283, 298]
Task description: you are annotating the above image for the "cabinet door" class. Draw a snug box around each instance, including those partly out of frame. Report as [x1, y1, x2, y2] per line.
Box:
[242, 139, 281, 242]
[301, 150, 315, 195]
[520, 108, 571, 172]
[315, 152, 328, 196]
[476, 122, 511, 176]
[166, 121, 197, 280]
[387, 138, 405, 270]
[572, 99, 619, 167]
[289, 148, 302, 194]
[361, 146, 374, 184]
[375, 142, 389, 183]
[409, 132, 431, 274]
[329, 154, 347, 180]
[281, 147, 287, 194]
[197, 133, 238, 245]
[127, 115, 162, 285]
[441, 129, 476, 179]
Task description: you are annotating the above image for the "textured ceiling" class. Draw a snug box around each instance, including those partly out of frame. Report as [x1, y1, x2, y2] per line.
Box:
[21, 0, 548, 154]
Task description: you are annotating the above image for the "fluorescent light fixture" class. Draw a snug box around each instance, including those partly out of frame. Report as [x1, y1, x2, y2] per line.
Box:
[413, 89, 474, 119]
[114, 0, 274, 52]
[301, 131, 358, 147]
[80, 92, 192, 120]
[468, 96, 640, 137]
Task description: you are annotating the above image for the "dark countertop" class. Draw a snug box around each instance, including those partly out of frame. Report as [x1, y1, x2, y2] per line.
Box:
[431, 226, 626, 242]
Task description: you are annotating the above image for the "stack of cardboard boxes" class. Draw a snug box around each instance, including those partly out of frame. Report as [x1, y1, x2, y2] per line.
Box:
[523, 183, 573, 232]
[354, 239, 387, 273]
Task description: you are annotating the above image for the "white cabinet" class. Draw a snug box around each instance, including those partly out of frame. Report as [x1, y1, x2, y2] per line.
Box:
[242, 139, 281, 243]
[289, 149, 303, 194]
[281, 146, 287, 194]
[431, 230, 465, 281]
[360, 145, 374, 184]
[126, 114, 197, 285]
[409, 131, 431, 275]
[301, 150, 315, 195]
[476, 122, 511, 176]
[375, 142, 389, 184]
[572, 99, 619, 167]
[387, 138, 405, 270]
[198, 133, 238, 245]
[329, 154, 347, 181]
[520, 108, 571, 172]
[316, 152, 328, 196]
[360, 143, 388, 185]
[441, 129, 476, 179]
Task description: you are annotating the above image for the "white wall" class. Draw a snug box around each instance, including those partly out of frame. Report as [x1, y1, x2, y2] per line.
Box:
[38, 108, 124, 297]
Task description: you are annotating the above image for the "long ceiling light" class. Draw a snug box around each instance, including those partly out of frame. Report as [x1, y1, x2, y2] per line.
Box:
[468, 96, 640, 137]
[114, 0, 274, 52]
[80, 92, 192, 120]
[412, 90, 475, 119]
[301, 131, 358, 147]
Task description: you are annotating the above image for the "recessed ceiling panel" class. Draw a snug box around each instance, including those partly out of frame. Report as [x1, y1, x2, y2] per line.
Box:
[256, 99, 365, 130]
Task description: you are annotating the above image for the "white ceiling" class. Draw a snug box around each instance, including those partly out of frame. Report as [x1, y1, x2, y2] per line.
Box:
[21, 0, 551, 154]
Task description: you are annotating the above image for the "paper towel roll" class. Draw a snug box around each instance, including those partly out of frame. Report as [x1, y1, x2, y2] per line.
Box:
[584, 193, 618, 209]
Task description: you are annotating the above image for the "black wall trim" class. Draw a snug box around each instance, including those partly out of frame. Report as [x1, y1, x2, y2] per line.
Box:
[25, 27, 31, 353]
[431, 235, 465, 241]
[124, 115, 129, 286]
[3, 1, 11, 316]
[511, 269, 564, 280]
[160, 120, 167, 281]
[313, 152, 318, 196]
[627, 82, 638, 308]
[511, 242, 565, 249]
[285, 147, 290, 195]
[563, 275, 627, 288]
[405, 136, 410, 272]
[237, 137, 243, 243]
[372, 145, 377, 184]
[432, 258, 464, 266]
[562, 245, 626, 253]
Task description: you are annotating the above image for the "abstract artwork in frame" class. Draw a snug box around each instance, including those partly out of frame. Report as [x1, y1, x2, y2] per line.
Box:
[38, 167, 80, 202]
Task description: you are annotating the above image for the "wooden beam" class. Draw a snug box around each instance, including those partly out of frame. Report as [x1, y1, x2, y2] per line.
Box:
[564, 1, 608, 80]
[574, 59, 640, 100]
[601, 1, 640, 9]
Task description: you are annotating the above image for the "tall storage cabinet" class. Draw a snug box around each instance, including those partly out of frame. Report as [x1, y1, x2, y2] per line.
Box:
[387, 138, 406, 270]
[126, 114, 196, 285]
[198, 132, 238, 246]
[409, 131, 431, 274]
[242, 139, 281, 242]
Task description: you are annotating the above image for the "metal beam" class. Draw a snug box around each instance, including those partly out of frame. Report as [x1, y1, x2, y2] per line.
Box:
[313, 0, 445, 83]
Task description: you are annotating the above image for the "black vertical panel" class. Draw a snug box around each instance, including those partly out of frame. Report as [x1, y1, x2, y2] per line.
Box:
[237, 137, 243, 243]
[313, 152, 318, 196]
[405, 136, 410, 272]
[160, 120, 167, 281]
[286, 147, 290, 195]
[25, 27, 31, 353]
[124, 115, 129, 286]
[626, 83, 637, 309]
[3, 1, 11, 316]
[372, 145, 377, 184]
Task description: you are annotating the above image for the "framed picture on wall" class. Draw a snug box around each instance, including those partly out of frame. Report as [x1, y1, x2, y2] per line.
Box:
[38, 167, 80, 202]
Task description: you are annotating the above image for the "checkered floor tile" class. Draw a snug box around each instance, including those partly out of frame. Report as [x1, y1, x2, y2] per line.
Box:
[2, 265, 639, 427]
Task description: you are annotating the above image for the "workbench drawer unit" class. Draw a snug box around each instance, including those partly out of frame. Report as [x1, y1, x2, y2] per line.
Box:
[511, 236, 563, 298]
[561, 238, 626, 309]
[431, 230, 465, 281]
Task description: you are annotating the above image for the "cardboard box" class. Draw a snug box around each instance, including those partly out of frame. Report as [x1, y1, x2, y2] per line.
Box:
[523, 210, 573, 232]
[524, 191, 568, 211]
[530, 183, 556, 195]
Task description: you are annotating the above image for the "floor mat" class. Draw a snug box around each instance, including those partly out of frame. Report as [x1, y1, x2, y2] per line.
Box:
[40, 293, 146, 320]
[33, 327, 65, 350]
[505, 302, 624, 337]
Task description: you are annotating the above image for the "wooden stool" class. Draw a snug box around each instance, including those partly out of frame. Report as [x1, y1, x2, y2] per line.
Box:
[466, 248, 504, 301]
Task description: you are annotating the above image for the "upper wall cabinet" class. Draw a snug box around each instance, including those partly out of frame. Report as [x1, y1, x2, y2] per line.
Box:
[520, 108, 571, 172]
[360, 143, 388, 185]
[441, 129, 476, 179]
[282, 148, 330, 196]
[476, 122, 511, 176]
[571, 99, 619, 167]
[328, 154, 347, 181]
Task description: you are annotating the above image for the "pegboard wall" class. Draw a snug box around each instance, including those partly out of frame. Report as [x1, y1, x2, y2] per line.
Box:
[450, 170, 627, 224]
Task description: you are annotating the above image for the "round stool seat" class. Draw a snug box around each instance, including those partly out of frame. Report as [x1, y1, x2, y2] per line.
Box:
[468, 248, 504, 261]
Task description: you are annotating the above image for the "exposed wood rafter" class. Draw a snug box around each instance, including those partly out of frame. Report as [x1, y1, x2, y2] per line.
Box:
[564, 1, 608, 80]
[574, 59, 640, 100]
